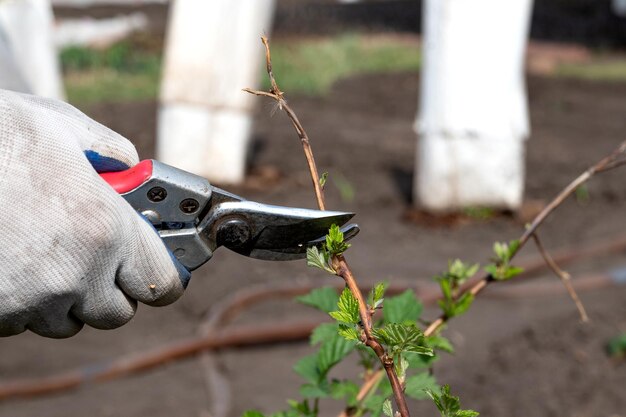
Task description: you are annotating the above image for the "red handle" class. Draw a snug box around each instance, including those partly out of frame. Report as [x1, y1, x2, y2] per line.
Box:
[100, 159, 154, 194]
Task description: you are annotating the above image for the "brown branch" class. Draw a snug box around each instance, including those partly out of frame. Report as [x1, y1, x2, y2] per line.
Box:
[531, 233, 589, 323]
[245, 36, 409, 417]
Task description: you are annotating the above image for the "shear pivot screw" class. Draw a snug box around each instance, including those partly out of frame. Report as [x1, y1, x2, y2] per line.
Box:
[147, 186, 167, 202]
[217, 219, 251, 248]
[180, 198, 200, 214]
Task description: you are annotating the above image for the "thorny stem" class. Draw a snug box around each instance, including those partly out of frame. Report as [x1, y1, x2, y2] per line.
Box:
[532, 233, 589, 322]
[245, 36, 410, 417]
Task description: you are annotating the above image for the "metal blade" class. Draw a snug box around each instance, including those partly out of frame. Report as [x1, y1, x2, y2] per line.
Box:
[199, 201, 357, 261]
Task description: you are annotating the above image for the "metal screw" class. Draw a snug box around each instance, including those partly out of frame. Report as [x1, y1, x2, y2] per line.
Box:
[217, 219, 251, 248]
[179, 198, 200, 214]
[147, 186, 167, 202]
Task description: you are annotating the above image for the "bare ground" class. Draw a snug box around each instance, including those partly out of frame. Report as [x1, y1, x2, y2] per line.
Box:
[0, 73, 625, 417]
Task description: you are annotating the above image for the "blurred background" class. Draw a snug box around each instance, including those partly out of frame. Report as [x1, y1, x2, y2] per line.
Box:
[0, 0, 625, 416]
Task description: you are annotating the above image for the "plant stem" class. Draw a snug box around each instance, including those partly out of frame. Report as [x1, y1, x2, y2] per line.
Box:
[531, 233, 589, 322]
[245, 36, 411, 417]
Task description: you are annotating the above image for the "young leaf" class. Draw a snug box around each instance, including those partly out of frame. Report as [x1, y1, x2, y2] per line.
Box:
[311, 323, 340, 345]
[452, 293, 474, 317]
[425, 385, 479, 417]
[319, 172, 329, 188]
[293, 354, 320, 385]
[338, 324, 361, 342]
[369, 281, 388, 309]
[317, 333, 357, 377]
[242, 411, 266, 417]
[404, 372, 438, 400]
[382, 399, 393, 417]
[447, 259, 480, 287]
[300, 382, 329, 399]
[395, 354, 409, 381]
[427, 335, 455, 354]
[372, 323, 434, 357]
[297, 287, 339, 313]
[306, 246, 335, 274]
[606, 333, 626, 358]
[383, 290, 423, 324]
[329, 311, 358, 324]
[330, 288, 360, 324]
[325, 224, 351, 256]
[330, 380, 360, 407]
[362, 394, 386, 417]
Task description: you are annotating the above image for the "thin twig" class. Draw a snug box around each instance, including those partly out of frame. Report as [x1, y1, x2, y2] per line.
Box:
[363, 139, 626, 401]
[531, 233, 589, 322]
[245, 36, 410, 417]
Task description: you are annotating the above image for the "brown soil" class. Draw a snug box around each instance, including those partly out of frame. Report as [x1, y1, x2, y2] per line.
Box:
[0, 73, 625, 417]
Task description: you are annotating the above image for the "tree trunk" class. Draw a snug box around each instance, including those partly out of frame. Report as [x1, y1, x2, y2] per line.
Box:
[158, 0, 276, 184]
[415, 0, 533, 211]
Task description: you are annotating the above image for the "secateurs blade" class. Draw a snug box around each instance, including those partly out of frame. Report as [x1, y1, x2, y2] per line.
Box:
[100, 160, 359, 270]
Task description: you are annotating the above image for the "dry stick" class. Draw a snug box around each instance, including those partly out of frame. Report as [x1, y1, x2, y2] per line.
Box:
[245, 36, 410, 417]
[531, 233, 589, 322]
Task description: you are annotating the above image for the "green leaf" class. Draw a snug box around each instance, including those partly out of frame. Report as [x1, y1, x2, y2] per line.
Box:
[311, 323, 340, 345]
[383, 290, 423, 324]
[395, 354, 409, 381]
[452, 293, 474, 317]
[293, 354, 320, 384]
[405, 350, 438, 369]
[297, 287, 339, 313]
[325, 224, 351, 256]
[372, 323, 433, 357]
[427, 335, 454, 354]
[319, 172, 328, 188]
[329, 380, 360, 406]
[508, 239, 520, 257]
[369, 281, 388, 309]
[242, 411, 266, 417]
[454, 411, 479, 417]
[317, 333, 357, 376]
[338, 324, 361, 341]
[363, 394, 386, 417]
[503, 266, 524, 279]
[330, 288, 360, 324]
[404, 373, 438, 400]
[306, 246, 335, 274]
[330, 311, 358, 324]
[483, 264, 499, 278]
[382, 399, 393, 417]
[425, 385, 479, 417]
[300, 382, 329, 398]
[493, 242, 507, 261]
[607, 333, 626, 358]
[447, 259, 479, 286]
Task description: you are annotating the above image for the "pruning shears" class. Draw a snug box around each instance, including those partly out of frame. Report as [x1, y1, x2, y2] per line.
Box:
[100, 160, 359, 271]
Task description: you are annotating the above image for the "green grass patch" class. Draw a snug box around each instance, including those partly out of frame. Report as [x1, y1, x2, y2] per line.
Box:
[61, 34, 421, 104]
[264, 34, 421, 94]
[555, 59, 626, 82]
[61, 40, 161, 105]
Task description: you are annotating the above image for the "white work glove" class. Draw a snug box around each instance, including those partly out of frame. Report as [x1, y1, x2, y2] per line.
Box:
[0, 89, 191, 338]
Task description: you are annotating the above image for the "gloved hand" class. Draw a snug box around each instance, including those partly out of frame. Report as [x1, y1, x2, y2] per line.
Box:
[0, 89, 191, 338]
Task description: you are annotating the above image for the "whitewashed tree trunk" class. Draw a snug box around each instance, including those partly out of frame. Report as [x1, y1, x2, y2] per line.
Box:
[158, 0, 275, 184]
[0, 0, 64, 99]
[415, 0, 533, 211]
